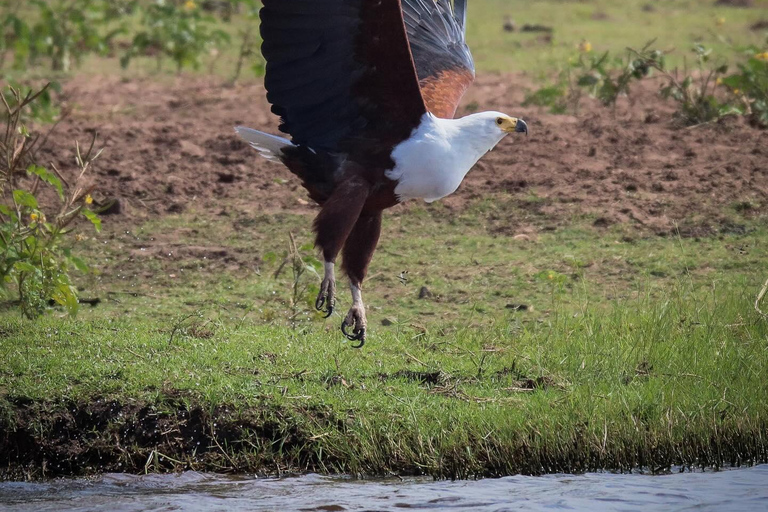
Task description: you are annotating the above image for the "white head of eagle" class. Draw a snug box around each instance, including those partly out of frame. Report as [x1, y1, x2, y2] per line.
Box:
[234, 0, 528, 347]
[387, 111, 528, 203]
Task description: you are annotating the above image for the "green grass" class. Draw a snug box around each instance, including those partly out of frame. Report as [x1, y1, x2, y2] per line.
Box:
[2, 273, 766, 478]
[468, 0, 768, 75]
[6, 0, 766, 81]
[66, 201, 768, 330]
[1, 205, 767, 478]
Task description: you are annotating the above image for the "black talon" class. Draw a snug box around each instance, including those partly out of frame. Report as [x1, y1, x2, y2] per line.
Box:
[341, 321, 365, 348]
[341, 320, 356, 341]
[351, 330, 365, 349]
[316, 294, 334, 318]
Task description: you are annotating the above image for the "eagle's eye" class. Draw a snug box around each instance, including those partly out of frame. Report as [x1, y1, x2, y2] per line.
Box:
[496, 118, 504, 125]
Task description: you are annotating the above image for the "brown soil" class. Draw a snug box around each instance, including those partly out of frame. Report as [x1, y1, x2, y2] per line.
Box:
[37, 74, 766, 237]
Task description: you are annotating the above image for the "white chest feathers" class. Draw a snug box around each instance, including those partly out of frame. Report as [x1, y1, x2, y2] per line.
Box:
[386, 112, 508, 203]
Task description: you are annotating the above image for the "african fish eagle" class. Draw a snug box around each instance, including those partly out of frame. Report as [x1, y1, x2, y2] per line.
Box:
[236, 0, 528, 347]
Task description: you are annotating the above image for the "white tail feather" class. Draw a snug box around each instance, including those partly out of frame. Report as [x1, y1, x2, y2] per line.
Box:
[235, 126, 292, 162]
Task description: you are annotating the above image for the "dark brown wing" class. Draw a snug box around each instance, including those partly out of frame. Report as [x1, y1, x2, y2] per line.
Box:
[260, 0, 427, 153]
[402, 0, 475, 118]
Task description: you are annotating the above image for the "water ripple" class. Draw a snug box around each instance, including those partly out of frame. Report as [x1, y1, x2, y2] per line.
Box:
[1, 465, 767, 512]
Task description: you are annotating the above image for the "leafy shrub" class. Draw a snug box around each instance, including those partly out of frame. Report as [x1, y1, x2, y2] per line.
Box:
[524, 41, 661, 115]
[1, 85, 101, 318]
[527, 39, 768, 129]
[0, 1, 31, 70]
[1, 0, 127, 72]
[121, 0, 230, 73]
[266, 234, 323, 327]
[523, 82, 570, 115]
[643, 44, 740, 126]
[630, 43, 767, 127]
[226, 0, 265, 83]
[721, 48, 768, 127]
[1, 81, 61, 124]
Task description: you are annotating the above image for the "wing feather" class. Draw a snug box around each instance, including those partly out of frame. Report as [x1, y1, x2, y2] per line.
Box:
[260, 0, 426, 153]
[403, 0, 475, 118]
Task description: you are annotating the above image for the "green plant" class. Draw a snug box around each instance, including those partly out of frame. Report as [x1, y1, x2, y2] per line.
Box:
[1, 85, 101, 318]
[0, 0, 31, 70]
[121, 0, 230, 74]
[523, 82, 570, 115]
[227, 0, 264, 83]
[1, 81, 61, 124]
[269, 233, 322, 327]
[28, 0, 125, 72]
[524, 41, 660, 115]
[632, 44, 738, 126]
[721, 47, 768, 128]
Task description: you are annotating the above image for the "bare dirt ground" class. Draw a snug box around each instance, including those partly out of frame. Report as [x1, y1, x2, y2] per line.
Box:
[39, 74, 767, 236]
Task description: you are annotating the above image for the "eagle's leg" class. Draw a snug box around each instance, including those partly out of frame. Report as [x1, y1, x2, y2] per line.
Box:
[312, 178, 369, 320]
[315, 261, 336, 318]
[341, 211, 382, 348]
[342, 282, 366, 346]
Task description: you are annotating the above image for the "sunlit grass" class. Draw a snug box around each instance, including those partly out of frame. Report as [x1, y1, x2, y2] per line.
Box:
[1, 275, 766, 478]
[1, 204, 767, 477]
[468, 0, 768, 75]
[59, 201, 768, 332]
[6, 0, 766, 82]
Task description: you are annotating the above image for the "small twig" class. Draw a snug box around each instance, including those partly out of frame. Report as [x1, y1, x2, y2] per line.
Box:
[273, 258, 289, 279]
[125, 347, 148, 361]
[210, 425, 239, 471]
[48, 163, 70, 189]
[144, 450, 186, 474]
[35, 106, 71, 158]
[106, 290, 164, 299]
[756, 278, 768, 321]
[404, 351, 428, 367]
[683, 112, 739, 131]
[230, 25, 254, 85]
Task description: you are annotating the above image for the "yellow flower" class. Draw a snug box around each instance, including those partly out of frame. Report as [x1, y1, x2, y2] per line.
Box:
[183, 0, 197, 11]
[716, 77, 722, 85]
[755, 52, 768, 62]
[733, 88, 740, 95]
[579, 40, 593, 53]
[30, 213, 39, 222]
[85, 194, 93, 205]
[716, 17, 725, 27]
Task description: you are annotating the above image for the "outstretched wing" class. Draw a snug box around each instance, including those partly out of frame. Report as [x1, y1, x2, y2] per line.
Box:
[260, 0, 427, 153]
[403, 0, 475, 119]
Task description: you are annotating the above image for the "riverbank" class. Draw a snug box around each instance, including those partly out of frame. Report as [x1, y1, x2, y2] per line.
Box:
[3, 73, 768, 478]
[2, 279, 767, 480]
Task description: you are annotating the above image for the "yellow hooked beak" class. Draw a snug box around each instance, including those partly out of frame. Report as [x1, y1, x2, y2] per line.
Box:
[497, 116, 529, 135]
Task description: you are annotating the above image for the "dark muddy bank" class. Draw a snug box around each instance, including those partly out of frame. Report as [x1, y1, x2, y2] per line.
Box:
[2, 393, 766, 481]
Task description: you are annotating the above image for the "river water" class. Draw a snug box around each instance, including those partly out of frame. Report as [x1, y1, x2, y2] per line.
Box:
[1, 465, 766, 512]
